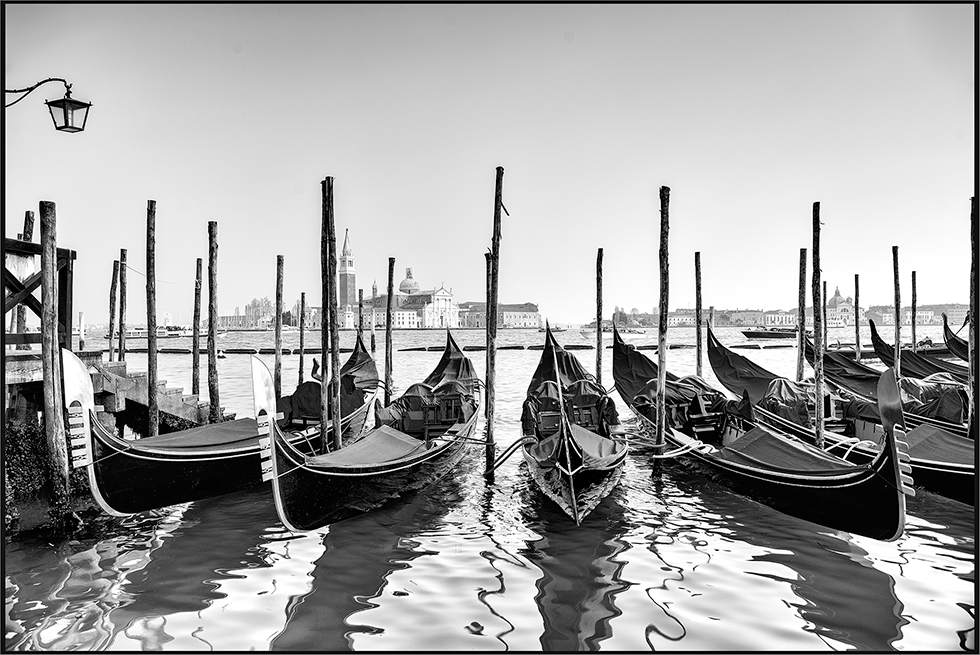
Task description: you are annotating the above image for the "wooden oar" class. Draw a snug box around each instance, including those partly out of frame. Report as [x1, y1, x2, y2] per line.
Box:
[876, 367, 916, 497]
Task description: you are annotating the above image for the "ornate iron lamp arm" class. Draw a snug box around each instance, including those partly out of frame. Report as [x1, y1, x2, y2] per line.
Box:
[5, 78, 72, 108]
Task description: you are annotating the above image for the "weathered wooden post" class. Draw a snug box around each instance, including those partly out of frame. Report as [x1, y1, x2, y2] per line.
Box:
[146, 200, 159, 438]
[107, 260, 119, 361]
[911, 270, 917, 352]
[892, 245, 902, 379]
[796, 247, 807, 381]
[207, 221, 221, 423]
[192, 258, 202, 396]
[653, 186, 670, 474]
[811, 203, 824, 448]
[358, 288, 364, 336]
[118, 248, 127, 360]
[40, 201, 73, 528]
[385, 257, 395, 406]
[484, 252, 492, 419]
[822, 280, 828, 348]
[709, 305, 714, 330]
[969, 196, 977, 440]
[854, 273, 861, 362]
[324, 178, 342, 450]
[596, 248, 603, 384]
[298, 292, 306, 384]
[694, 251, 702, 378]
[15, 211, 36, 350]
[371, 281, 377, 354]
[320, 179, 331, 447]
[275, 254, 284, 399]
[78, 311, 85, 350]
[486, 166, 504, 472]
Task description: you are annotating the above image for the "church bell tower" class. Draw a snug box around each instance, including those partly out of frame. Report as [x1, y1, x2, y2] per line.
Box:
[339, 229, 356, 315]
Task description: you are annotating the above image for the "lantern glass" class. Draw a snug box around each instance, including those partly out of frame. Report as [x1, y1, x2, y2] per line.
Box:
[45, 95, 91, 133]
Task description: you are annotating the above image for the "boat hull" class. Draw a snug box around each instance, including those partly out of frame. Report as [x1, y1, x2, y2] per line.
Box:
[522, 447, 626, 524]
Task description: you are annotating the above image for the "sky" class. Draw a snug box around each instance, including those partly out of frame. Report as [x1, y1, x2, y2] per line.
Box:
[4, 4, 975, 327]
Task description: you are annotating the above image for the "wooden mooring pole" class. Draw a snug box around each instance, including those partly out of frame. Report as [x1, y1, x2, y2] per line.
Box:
[325, 179, 342, 450]
[14, 211, 35, 350]
[596, 247, 603, 385]
[854, 273, 861, 362]
[969, 196, 977, 440]
[694, 251, 702, 378]
[108, 260, 119, 362]
[146, 200, 159, 438]
[192, 258, 202, 396]
[78, 311, 85, 351]
[796, 247, 807, 381]
[822, 280, 828, 349]
[911, 270, 917, 352]
[40, 200, 73, 528]
[811, 203, 824, 448]
[275, 254, 284, 399]
[385, 257, 395, 406]
[892, 245, 901, 379]
[486, 166, 504, 473]
[484, 251, 492, 419]
[207, 221, 221, 423]
[358, 288, 364, 336]
[653, 186, 670, 474]
[371, 282, 377, 354]
[118, 248, 127, 361]
[298, 291, 306, 384]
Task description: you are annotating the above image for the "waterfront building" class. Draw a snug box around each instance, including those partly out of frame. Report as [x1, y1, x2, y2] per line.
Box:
[368, 268, 460, 328]
[458, 302, 541, 328]
[764, 310, 797, 327]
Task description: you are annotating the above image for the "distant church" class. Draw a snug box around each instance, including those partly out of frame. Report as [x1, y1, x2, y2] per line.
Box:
[338, 229, 358, 328]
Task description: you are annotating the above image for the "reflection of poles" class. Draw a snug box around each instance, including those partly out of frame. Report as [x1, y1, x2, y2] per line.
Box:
[653, 186, 669, 474]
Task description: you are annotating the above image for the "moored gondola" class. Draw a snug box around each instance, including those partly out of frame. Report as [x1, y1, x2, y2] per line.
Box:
[519, 325, 628, 524]
[942, 313, 970, 363]
[708, 328, 974, 505]
[869, 319, 968, 383]
[60, 334, 379, 516]
[255, 329, 481, 531]
[613, 327, 912, 541]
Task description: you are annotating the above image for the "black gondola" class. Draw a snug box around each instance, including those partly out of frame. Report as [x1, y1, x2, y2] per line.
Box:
[709, 328, 974, 505]
[518, 324, 628, 524]
[869, 319, 968, 383]
[255, 329, 480, 531]
[60, 334, 379, 516]
[612, 327, 912, 541]
[942, 313, 970, 363]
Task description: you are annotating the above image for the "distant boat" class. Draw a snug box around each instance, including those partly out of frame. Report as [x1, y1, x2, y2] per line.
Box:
[539, 326, 565, 332]
[104, 327, 179, 340]
[741, 326, 806, 340]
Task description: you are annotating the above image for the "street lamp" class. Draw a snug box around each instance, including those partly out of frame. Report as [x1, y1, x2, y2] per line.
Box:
[5, 77, 92, 133]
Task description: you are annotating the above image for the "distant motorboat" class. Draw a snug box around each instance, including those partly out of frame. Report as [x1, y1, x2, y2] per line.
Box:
[741, 326, 809, 340]
[104, 327, 179, 340]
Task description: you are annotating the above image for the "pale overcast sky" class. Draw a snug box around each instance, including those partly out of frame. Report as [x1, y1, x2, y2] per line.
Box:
[5, 4, 975, 325]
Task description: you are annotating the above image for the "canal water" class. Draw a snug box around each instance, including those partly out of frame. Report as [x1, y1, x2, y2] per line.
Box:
[4, 326, 975, 651]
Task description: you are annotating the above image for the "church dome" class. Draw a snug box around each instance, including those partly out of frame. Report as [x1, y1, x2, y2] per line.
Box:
[399, 267, 420, 294]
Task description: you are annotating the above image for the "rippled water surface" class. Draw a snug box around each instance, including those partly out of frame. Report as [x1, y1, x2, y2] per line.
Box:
[5, 326, 975, 651]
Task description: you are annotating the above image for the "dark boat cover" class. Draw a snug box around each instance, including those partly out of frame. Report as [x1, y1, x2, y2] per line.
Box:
[276, 333, 378, 424]
[902, 423, 975, 466]
[423, 329, 479, 391]
[898, 374, 970, 424]
[869, 319, 968, 383]
[527, 325, 594, 395]
[942, 313, 970, 363]
[804, 338, 881, 399]
[758, 378, 811, 427]
[132, 417, 259, 449]
[717, 427, 857, 473]
[706, 328, 780, 404]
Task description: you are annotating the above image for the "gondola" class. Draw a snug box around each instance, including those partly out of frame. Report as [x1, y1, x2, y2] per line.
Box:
[869, 319, 968, 383]
[518, 325, 628, 524]
[942, 313, 970, 363]
[255, 329, 480, 531]
[612, 327, 912, 541]
[709, 328, 974, 505]
[60, 334, 379, 516]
